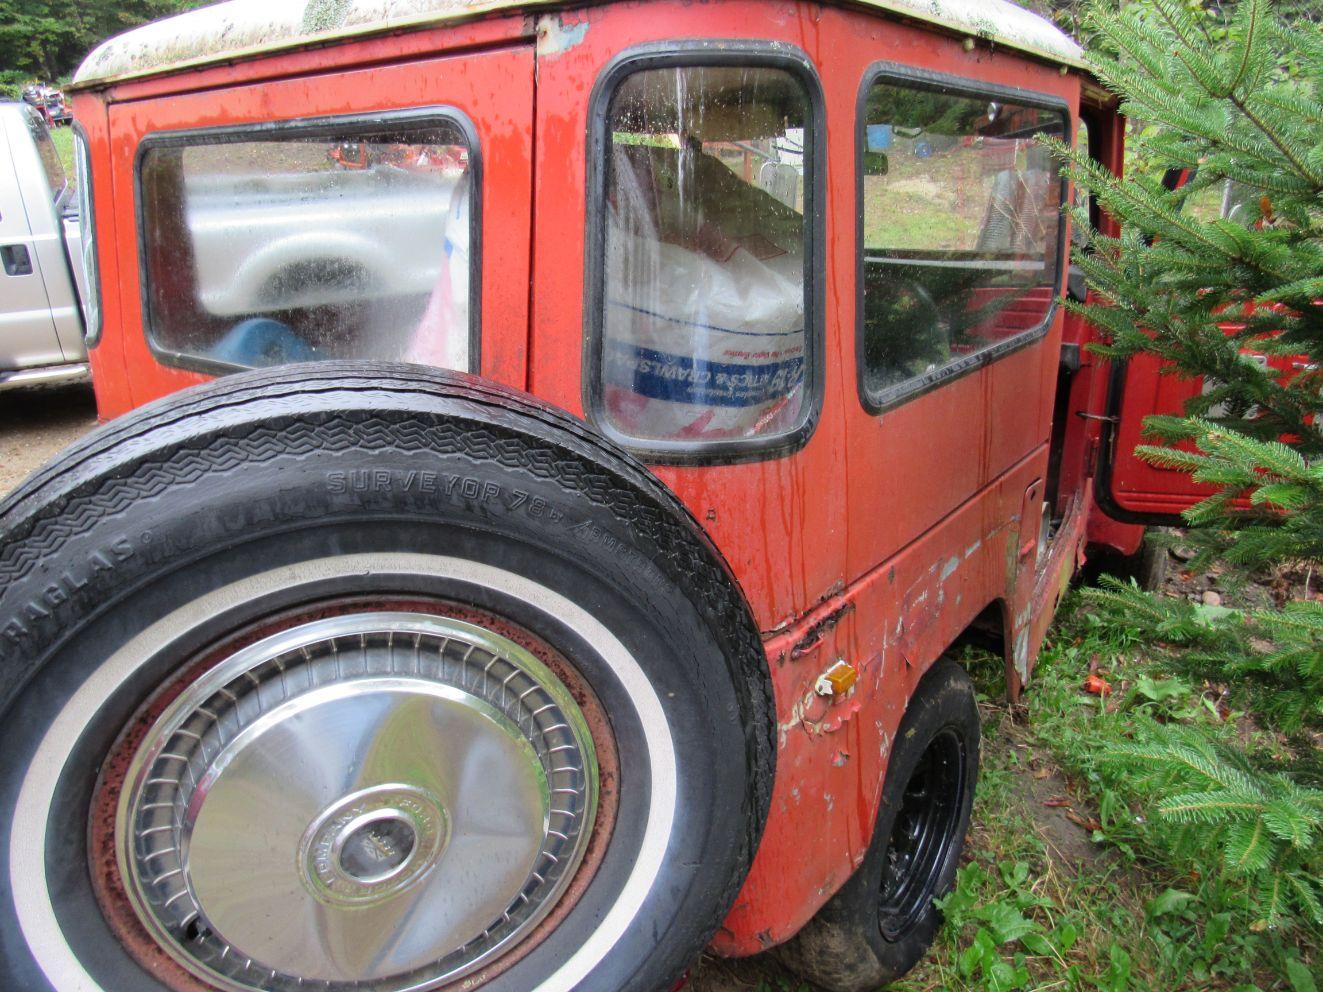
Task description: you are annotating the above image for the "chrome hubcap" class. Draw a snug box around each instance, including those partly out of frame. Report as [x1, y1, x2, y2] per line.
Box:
[298, 783, 450, 906]
[115, 613, 598, 991]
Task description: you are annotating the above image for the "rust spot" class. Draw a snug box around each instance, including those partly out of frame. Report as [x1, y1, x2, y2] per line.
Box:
[790, 601, 854, 659]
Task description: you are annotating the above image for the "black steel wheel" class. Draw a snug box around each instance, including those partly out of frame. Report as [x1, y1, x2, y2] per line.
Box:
[777, 658, 979, 992]
[878, 727, 969, 941]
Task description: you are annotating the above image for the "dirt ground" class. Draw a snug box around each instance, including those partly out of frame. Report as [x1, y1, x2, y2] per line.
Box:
[0, 382, 99, 497]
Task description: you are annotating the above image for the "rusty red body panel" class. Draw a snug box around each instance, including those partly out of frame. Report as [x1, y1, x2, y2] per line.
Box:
[67, 0, 1173, 958]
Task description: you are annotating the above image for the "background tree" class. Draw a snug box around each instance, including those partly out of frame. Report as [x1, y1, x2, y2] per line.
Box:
[0, 0, 207, 95]
[1048, 0, 1322, 932]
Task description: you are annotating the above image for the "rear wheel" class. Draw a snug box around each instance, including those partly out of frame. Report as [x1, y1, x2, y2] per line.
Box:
[0, 363, 774, 992]
[778, 659, 979, 992]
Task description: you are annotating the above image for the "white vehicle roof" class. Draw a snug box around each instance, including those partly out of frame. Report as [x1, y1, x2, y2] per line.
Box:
[72, 0, 1084, 88]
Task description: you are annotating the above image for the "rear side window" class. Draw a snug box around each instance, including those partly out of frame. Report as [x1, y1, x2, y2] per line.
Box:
[858, 69, 1066, 409]
[588, 52, 821, 461]
[138, 111, 476, 374]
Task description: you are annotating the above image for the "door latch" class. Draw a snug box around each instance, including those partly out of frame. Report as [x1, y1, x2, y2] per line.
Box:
[1, 244, 33, 276]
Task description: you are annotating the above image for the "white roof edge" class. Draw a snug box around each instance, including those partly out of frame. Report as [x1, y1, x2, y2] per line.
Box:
[864, 0, 1085, 68]
[72, 0, 1084, 89]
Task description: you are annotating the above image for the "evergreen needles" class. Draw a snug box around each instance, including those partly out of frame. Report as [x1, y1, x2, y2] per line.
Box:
[1048, 0, 1322, 945]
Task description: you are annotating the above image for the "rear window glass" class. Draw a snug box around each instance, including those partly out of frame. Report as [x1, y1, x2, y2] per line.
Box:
[594, 63, 814, 453]
[138, 114, 475, 373]
[24, 108, 67, 201]
[859, 75, 1066, 407]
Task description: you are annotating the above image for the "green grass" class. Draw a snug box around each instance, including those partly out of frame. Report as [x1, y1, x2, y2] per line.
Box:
[861, 146, 993, 252]
[695, 594, 1319, 992]
[887, 603, 1319, 992]
[49, 124, 75, 187]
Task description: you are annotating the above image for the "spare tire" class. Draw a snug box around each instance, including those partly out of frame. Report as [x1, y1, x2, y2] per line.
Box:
[0, 363, 773, 992]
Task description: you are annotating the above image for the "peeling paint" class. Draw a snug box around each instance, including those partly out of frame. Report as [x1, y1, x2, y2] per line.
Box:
[790, 600, 854, 659]
[1013, 628, 1030, 681]
[776, 689, 816, 749]
[535, 14, 588, 55]
[776, 685, 841, 746]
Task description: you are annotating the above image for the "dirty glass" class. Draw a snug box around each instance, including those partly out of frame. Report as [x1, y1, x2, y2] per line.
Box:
[139, 117, 473, 372]
[860, 80, 1065, 404]
[24, 107, 67, 201]
[599, 65, 811, 445]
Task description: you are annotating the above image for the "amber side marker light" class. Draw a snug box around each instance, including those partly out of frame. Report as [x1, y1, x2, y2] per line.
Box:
[815, 660, 858, 698]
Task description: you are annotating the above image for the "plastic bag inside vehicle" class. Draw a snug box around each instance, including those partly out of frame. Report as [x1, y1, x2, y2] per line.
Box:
[600, 65, 811, 445]
[138, 116, 473, 373]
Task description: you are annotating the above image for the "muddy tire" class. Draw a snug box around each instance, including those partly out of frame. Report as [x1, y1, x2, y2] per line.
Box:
[0, 363, 774, 992]
[777, 659, 979, 992]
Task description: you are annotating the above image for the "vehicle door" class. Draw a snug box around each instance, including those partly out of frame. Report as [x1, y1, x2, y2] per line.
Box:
[0, 105, 68, 373]
[1097, 178, 1302, 522]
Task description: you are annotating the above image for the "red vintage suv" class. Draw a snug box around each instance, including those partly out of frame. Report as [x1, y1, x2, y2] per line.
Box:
[0, 2, 1209, 990]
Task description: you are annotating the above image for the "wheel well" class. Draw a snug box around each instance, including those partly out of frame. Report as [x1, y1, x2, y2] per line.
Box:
[943, 599, 1013, 695]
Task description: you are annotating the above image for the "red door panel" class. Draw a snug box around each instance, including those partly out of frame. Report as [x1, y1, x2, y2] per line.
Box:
[1103, 334, 1300, 522]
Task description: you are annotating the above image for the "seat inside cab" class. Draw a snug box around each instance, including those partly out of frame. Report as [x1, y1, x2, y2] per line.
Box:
[858, 82, 1064, 399]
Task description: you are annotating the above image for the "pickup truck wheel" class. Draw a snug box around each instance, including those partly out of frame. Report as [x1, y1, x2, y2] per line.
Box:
[777, 659, 978, 992]
[0, 363, 774, 992]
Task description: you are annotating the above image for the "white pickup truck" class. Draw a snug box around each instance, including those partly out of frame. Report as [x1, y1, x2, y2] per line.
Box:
[0, 101, 90, 390]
